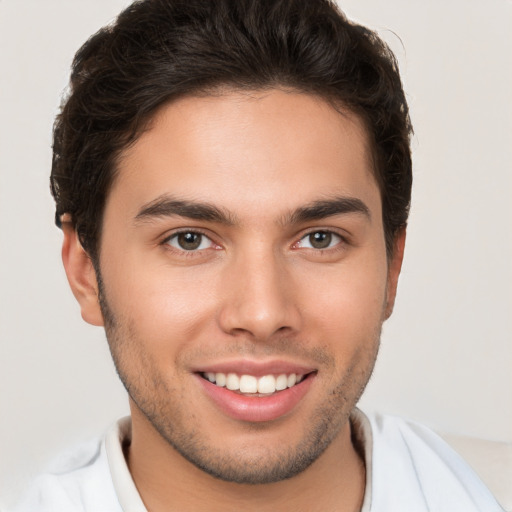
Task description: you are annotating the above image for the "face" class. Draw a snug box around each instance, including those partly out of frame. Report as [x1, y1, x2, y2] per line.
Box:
[68, 89, 403, 484]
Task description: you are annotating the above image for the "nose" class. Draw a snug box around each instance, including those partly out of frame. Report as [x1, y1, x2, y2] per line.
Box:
[218, 249, 301, 341]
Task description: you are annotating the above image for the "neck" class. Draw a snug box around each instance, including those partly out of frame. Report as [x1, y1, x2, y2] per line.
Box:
[126, 406, 366, 512]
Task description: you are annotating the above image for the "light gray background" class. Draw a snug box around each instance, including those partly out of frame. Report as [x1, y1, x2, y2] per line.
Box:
[1, 0, 511, 506]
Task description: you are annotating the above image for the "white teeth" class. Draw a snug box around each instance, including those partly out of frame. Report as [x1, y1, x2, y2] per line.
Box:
[226, 373, 239, 390]
[257, 375, 276, 394]
[204, 372, 305, 394]
[239, 375, 258, 393]
[215, 372, 226, 387]
[287, 374, 297, 387]
[275, 374, 288, 391]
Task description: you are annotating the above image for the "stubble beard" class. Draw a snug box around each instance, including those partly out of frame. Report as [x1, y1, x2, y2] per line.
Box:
[96, 271, 381, 485]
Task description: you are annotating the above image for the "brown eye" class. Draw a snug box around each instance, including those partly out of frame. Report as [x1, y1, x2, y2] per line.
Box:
[167, 231, 211, 251]
[297, 231, 341, 250]
[309, 231, 332, 249]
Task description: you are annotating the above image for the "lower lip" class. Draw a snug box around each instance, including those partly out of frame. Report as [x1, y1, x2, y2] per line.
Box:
[196, 374, 315, 423]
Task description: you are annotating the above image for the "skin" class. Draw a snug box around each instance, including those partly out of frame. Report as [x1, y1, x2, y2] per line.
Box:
[62, 89, 405, 512]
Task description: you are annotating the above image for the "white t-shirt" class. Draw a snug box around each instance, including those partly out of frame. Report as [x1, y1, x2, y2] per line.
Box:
[11, 410, 504, 512]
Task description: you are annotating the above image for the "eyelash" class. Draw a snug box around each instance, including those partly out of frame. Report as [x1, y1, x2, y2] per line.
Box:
[161, 227, 351, 259]
[293, 229, 348, 253]
[161, 229, 219, 255]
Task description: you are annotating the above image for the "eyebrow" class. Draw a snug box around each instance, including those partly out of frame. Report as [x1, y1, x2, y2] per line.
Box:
[134, 196, 238, 225]
[134, 194, 370, 227]
[283, 196, 371, 225]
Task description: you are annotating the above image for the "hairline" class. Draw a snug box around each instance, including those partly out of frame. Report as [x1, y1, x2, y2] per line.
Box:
[89, 85, 391, 264]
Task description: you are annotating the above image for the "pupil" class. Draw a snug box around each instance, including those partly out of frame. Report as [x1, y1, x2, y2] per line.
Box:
[310, 231, 331, 249]
[178, 232, 201, 250]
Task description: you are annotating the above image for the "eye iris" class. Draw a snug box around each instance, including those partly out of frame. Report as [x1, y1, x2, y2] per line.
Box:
[309, 231, 331, 249]
[177, 232, 202, 250]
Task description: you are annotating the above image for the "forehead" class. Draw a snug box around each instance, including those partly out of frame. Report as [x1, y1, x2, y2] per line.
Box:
[110, 89, 380, 220]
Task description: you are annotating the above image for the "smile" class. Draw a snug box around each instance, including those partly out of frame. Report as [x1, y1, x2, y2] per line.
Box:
[201, 372, 305, 395]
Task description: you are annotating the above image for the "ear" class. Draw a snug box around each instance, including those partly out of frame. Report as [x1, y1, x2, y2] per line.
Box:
[61, 222, 104, 326]
[383, 228, 406, 320]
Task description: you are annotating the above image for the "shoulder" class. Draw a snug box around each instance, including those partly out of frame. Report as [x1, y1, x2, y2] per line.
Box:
[10, 435, 122, 512]
[362, 411, 505, 512]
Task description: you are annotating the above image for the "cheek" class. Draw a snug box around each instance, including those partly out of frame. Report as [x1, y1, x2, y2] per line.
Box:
[300, 257, 388, 343]
[103, 257, 220, 353]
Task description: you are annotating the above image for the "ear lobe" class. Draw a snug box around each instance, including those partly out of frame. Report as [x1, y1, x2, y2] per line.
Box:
[384, 228, 406, 320]
[61, 223, 104, 327]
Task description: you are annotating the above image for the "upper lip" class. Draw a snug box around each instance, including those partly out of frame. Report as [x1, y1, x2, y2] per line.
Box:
[191, 359, 317, 377]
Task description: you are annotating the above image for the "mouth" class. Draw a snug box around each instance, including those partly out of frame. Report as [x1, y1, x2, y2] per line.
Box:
[200, 371, 308, 396]
[195, 366, 317, 422]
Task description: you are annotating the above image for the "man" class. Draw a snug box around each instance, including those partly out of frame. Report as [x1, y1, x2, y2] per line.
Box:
[12, 0, 504, 511]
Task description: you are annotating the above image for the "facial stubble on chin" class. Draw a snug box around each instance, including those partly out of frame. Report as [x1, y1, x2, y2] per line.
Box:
[95, 269, 381, 485]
